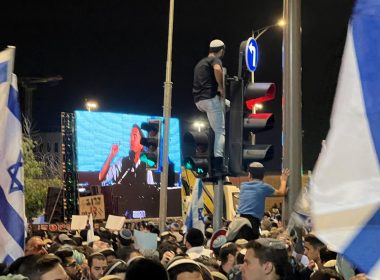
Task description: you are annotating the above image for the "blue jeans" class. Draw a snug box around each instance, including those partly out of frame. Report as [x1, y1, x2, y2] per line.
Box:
[195, 95, 225, 157]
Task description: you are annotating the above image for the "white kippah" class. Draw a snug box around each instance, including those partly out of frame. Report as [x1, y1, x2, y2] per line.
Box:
[167, 258, 200, 271]
[249, 162, 264, 168]
[210, 39, 225, 48]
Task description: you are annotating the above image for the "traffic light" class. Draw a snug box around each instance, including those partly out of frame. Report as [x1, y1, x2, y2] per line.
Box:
[140, 119, 161, 170]
[183, 129, 214, 178]
[228, 79, 275, 176]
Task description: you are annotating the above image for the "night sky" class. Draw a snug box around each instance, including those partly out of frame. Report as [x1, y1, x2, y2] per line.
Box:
[1, 0, 355, 171]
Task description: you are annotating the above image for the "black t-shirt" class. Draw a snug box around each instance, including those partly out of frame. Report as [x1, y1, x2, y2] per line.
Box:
[192, 56, 223, 103]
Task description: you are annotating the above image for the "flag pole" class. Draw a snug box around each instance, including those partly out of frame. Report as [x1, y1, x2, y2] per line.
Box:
[6, 46, 16, 83]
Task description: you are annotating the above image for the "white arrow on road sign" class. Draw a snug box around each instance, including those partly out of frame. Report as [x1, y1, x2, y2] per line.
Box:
[245, 37, 258, 72]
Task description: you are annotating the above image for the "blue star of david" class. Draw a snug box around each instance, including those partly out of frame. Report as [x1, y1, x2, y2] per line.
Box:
[8, 151, 23, 193]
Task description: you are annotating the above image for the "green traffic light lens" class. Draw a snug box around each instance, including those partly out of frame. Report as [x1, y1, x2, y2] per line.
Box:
[140, 153, 156, 167]
[185, 162, 193, 170]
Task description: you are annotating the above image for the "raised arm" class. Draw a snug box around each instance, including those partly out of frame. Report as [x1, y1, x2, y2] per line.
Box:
[98, 144, 119, 181]
[273, 168, 290, 196]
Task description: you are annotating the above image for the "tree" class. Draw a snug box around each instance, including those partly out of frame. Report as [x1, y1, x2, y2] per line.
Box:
[23, 119, 62, 220]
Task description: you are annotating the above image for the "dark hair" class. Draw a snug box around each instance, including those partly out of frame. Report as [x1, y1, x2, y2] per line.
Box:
[158, 241, 179, 260]
[304, 234, 325, 249]
[0, 262, 7, 275]
[197, 262, 213, 280]
[105, 259, 127, 275]
[219, 243, 237, 264]
[15, 254, 62, 280]
[125, 249, 142, 261]
[88, 253, 106, 267]
[319, 246, 337, 264]
[168, 262, 201, 280]
[310, 268, 344, 280]
[125, 258, 168, 280]
[248, 166, 265, 180]
[193, 255, 219, 271]
[246, 239, 290, 280]
[7, 255, 36, 275]
[209, 46, 225, 53]
[186, 228, 204, 247]
[132, 124, 144, 138]
[236, 251, 245, 265]
[55, 247, 74, 266]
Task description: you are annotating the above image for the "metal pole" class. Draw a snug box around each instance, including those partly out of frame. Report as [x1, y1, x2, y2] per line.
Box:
[213, 178, 224, 231]
[283, 0, 302, 224]
[212, 66, 227, 231]
[6, 46, 15, 81]
[159, 0, 175, 233]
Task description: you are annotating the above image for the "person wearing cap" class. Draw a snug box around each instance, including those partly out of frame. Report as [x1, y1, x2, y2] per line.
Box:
[240, 238, 291, 280]
[236, 163, 290, 240]
[167, 257, 203, 280]
[115, 228, 134, 260]
[192, 39, 226, 175]
[58, 233, 77, 246]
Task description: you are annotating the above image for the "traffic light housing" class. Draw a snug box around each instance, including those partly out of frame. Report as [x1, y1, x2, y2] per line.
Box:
[140, 119, 161, 170]
[228, 79, 275, 176]
[183, 129, 214, 178]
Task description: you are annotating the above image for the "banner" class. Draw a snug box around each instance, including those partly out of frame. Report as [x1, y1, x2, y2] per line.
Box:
[79, 194, 105, 220]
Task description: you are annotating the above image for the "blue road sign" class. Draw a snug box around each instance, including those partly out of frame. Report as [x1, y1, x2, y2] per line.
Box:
[245, 37, 258, 72]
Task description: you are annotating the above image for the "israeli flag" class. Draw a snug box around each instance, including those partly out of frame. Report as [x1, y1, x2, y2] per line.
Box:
[0, 47, 26, 264]
[311, 1, 380, 278]
[185, 178, 205, 233]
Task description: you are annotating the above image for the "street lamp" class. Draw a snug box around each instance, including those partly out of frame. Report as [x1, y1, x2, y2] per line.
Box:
[85, 100, 98, 112]
[193, 121, 205, 132]
[249, 18, 285, 82]
[253, 18, 285, 40]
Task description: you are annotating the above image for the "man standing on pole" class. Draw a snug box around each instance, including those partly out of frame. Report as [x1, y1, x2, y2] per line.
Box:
[192, 39, 226, 175]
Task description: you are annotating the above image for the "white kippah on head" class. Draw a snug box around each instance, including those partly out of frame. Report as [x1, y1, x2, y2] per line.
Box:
[249, 162, 264, 168]
[209, 39, 225, 48]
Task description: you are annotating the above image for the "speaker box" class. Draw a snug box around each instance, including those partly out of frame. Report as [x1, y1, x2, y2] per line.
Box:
[45, 186, 64, 223]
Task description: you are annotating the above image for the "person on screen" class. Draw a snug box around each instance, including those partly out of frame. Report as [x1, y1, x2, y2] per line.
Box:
[98, 124, 155, 187]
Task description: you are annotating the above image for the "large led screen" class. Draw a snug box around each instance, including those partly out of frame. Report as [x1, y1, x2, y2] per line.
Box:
[75, 111, 182, 218]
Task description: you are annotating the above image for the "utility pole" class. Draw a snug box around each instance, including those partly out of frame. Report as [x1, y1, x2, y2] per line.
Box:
[283, 0, 302, 223]
[160, 0, 175, 233]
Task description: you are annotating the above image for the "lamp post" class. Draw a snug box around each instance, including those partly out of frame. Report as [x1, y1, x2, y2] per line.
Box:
[253, 19, 285, 40]
[250, 19, 285, 83]
[85, 101, 98, 112]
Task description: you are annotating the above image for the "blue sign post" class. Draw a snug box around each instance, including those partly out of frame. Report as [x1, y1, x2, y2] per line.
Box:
[245, 37, 259, 72]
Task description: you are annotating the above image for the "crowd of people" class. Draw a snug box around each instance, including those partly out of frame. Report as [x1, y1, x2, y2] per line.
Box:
[0, 210, 369, 280]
